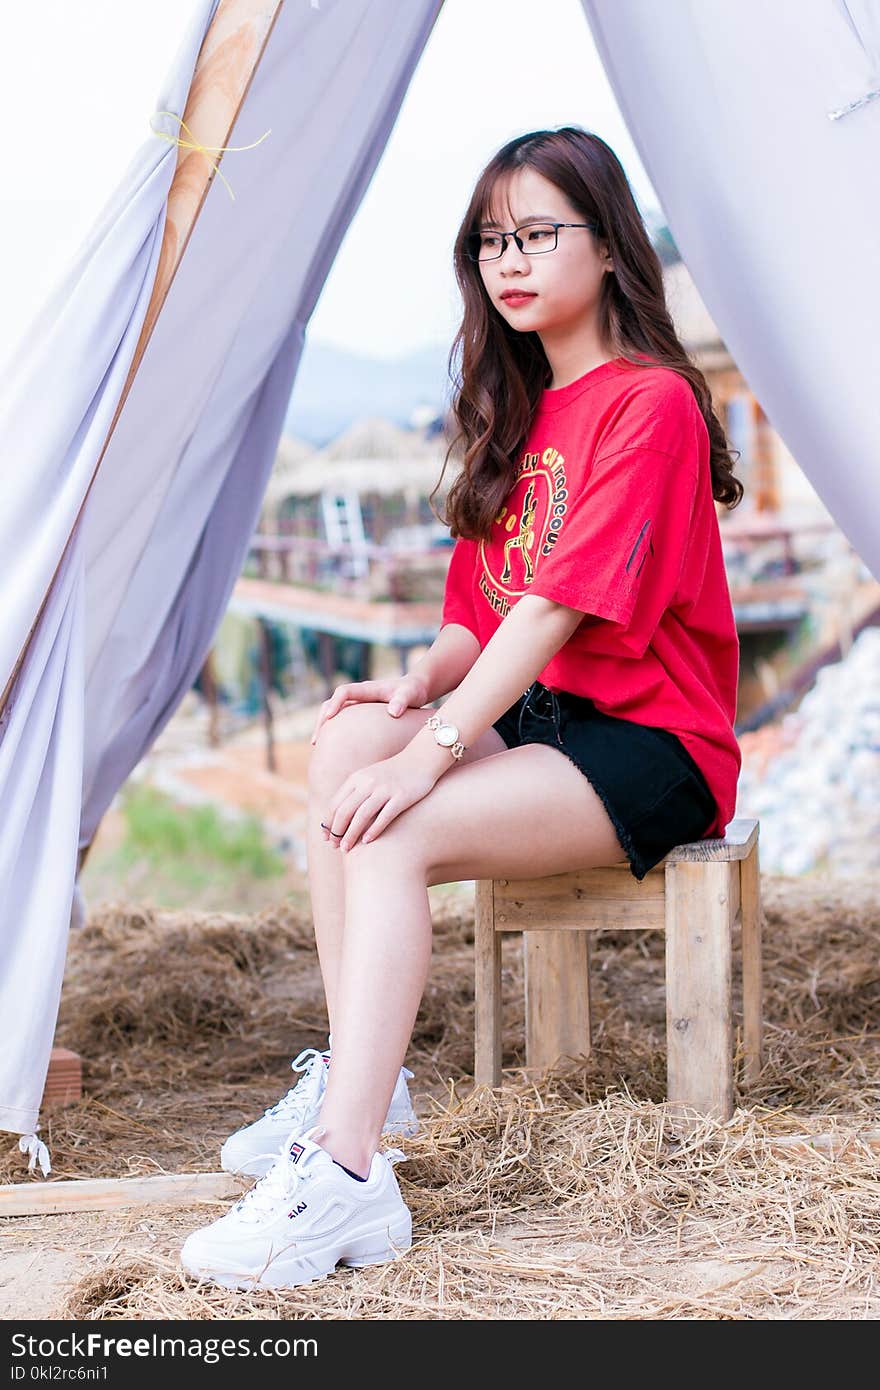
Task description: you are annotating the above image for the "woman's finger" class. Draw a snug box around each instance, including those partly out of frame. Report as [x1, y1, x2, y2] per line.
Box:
[338, 792, 387, 851]
[310, 682, 387, 744]
[360, 797, 406, 844]
[323, 781, 369, 842]
[320, 786, 348, 840]
[311, 688, 354, 744]
[310, 701, 333, 745]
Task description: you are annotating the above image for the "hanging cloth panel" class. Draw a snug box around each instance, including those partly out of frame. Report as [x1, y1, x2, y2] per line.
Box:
[0, 0, 443, 1136]
[579, 0, 880, 578]
[80, 0, 444, 842]
[0, 0, 220, 1138]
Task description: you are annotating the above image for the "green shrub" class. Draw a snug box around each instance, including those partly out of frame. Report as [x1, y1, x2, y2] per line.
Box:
[120, 785, 285, 879]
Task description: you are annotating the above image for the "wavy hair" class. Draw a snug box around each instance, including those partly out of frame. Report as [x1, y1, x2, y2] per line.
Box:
[433, 126, 743, 541]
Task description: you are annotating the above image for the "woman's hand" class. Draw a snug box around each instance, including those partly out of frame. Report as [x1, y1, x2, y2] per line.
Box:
[311, 672, 430, 745]
[321, 748, 440, 851]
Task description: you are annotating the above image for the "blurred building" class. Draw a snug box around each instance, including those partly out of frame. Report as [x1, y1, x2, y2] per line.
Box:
[260, 416, 452, 551]
[664, 259, 827, 520]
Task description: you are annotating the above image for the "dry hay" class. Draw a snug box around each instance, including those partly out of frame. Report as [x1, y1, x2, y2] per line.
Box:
[54, 1090, 880, 1320]
[2, 872, 880, 1319]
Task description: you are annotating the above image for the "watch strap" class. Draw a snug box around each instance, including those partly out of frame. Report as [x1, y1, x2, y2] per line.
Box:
[426, 712, 466, 760]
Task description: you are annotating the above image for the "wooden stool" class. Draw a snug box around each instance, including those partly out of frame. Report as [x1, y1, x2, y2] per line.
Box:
[474, 817, 762, 1119]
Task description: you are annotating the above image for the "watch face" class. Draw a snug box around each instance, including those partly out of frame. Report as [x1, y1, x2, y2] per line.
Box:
[436, 724, 459, 747]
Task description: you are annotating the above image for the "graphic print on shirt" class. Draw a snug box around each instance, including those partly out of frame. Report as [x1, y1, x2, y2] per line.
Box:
[478, 446, 569, 617]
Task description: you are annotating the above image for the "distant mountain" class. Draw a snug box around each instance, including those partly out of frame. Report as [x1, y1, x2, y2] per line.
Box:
[284, 339, 455, 446]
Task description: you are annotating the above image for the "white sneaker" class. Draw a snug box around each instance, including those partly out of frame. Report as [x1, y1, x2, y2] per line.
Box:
[220, 1045, 418, 1178]
[182, 1128, 412, 1289]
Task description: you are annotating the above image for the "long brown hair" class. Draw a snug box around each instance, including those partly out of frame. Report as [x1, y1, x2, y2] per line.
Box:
[433, 126, 743, 541]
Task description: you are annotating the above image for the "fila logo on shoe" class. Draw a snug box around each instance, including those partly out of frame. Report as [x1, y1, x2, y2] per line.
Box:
[288, 1201, 308, 1219]
[288, 1141, 306, 1162]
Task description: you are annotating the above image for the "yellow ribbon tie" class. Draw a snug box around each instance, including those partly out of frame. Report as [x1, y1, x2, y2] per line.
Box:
[150, 110, 271, 201]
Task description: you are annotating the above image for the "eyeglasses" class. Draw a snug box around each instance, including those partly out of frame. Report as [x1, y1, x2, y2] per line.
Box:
[465, 220, 599, 262]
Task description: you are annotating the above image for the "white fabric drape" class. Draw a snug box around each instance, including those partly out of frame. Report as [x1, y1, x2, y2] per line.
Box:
[580, 0, 880, 580]
[0, 0, 216, 1137]
[0, 0, 442, 1137]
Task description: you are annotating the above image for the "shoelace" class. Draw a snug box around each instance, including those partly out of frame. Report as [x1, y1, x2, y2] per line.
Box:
[263, 1047, 325, 1121]
[234, 1141, 409, 1225]
[234, 1150, 312, 1224]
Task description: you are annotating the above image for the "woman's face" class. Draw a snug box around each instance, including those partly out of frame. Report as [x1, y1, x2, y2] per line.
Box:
[477, 167, 612, 338]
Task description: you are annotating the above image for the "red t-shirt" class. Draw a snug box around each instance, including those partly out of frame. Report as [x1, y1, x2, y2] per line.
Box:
[440, 356, 741, 838]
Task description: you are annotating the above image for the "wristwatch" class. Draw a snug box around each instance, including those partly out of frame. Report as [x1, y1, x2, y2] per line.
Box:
[426, 713, 466, 760]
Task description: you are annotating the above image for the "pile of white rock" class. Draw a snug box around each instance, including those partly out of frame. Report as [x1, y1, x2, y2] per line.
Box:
[735, 625, 880, 876]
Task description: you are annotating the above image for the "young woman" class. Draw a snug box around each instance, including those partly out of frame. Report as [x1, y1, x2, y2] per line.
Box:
[181, 126, 743, 1290]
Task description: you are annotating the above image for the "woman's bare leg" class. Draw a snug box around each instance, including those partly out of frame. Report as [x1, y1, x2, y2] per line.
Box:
[316, 736, 629, 1176]
[306, 705, 508, 1035]
[304, 805, 353, 1039]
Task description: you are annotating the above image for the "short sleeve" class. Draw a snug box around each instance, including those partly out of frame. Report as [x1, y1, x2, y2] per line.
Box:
[440, 536, 482, 643]
[527, 447, 699, 659]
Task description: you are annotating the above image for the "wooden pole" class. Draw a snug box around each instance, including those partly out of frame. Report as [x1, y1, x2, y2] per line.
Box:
[665, 859, 734, 1121]
[200, 650, 221, 748]
[750, 397, 781, 514]
[257, 618, 277, 773]
[524, 930, 592, 1071]
[474, 879, 502, 1086]
[0, 0, 283, 720]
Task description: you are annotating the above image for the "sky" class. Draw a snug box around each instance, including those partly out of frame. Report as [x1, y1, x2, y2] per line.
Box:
[0, 0, 661, 364]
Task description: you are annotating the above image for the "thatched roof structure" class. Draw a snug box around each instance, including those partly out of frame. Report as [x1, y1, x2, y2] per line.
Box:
[262, 280, 732, 517]
[262, 416, 451, 508]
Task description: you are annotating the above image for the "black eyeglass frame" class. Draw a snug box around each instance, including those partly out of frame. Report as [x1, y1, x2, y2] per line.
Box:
[465, 220, 600, 263]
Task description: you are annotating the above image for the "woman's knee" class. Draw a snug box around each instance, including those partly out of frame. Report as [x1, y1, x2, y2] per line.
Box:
[308, 702, 425, 789]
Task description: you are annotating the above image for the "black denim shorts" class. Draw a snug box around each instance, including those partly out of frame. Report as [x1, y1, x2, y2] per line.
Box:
[492, 680, 718, 881]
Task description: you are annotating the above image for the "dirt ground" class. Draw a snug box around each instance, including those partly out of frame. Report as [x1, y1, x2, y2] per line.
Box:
[2, 871, 880, 1321]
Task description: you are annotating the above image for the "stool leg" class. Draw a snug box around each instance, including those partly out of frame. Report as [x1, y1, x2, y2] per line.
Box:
[665, 860, 733, 1120]
[474, 880, 502, 1085]
[524, 930, 591, 1070]
[740, 843, 764, 1085]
